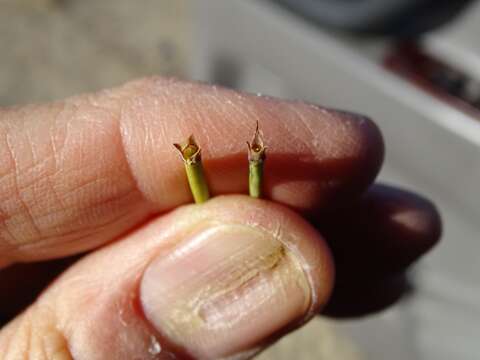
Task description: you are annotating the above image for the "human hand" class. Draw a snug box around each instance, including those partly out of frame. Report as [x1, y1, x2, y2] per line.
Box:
[0, 78, 440, 359]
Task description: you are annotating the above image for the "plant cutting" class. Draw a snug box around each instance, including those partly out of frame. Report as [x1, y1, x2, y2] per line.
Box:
[247, 122, 266, 198]
[175, 122, 266, 202]
[174, 135, 210, 204]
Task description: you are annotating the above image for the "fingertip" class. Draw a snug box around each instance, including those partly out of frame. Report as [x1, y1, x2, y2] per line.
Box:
[323, 273, 412, 318]
[246, 195, 337, 296]
[140, 195, 335, 358]
[178, 195, 336, 311]
[373, 184, 442, 259]
[314, 184, 441, 318]
[262, 105, 384, 213]
[318, 183, 442, 282]
[320, 109, 385, 206]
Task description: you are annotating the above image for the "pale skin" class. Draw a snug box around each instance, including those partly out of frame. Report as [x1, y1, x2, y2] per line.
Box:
[0, 78, 441, 359]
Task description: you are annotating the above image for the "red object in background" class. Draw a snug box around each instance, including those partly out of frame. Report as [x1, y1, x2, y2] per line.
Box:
[384, 43, 480, 119]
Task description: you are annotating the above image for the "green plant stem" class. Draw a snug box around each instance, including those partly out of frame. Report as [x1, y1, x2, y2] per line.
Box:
[249, 160, 263, 198]
[247, 121, 266, 198]
[185, 160, 210, 203]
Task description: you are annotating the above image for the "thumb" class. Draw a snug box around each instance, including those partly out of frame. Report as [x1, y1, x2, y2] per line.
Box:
[0, 196, 334, 360]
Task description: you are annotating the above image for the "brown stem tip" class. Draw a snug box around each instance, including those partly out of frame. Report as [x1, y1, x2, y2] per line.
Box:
[174, 135, 202, 164]
[246, 121, 266, 163]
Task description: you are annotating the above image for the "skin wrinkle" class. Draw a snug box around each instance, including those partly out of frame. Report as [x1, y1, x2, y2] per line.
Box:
[284, 105, 318, 155]
[19, 313, 32, 360]
[119, 98, 172, 201]
[22, 177, 137, 240]
[88, 107, 142, 199]
[240, 100, 272, 137]
[193, 243, 287, 325]
[0, 125, 12, 181]
[267, 213, 320, 320]
[1, 166, 49, 210]
[199, 277, 272, 330]
[29, 306, 74, 360]
[199, 108, 224, 149]
[167, 248, 276, 330]
[302, 107, 338, 156]
[14, 200, 135, 256]
[51, 269, 155, 360]
[120, 90, 191, 204]
[9, 172, 60, 235]
[3, 318, 23, 360]
[60, 175, 112, 205]
[217, 96, 253, 142]
[39, 330, 48, 360]
[1, 322, 15, 360]
[336, 122, 360, 155]
[186, 98, 223, 149]
[327, 112, 357, 156]
[8, 176, 135, 253]
[3, 322, 20, 360]
[41, 320, 70, 360]
[9, 127, 37, 227]
[4, 130, 42, 243]
[296, 105, 360, 160]
[23, 127, 37, 178]
[176, 86, 249, 156]
[46, 122, 68, 228]
[47, 310, 75, 360]
[0, 203, 16, 254]
[26, 315, 33, 360]
[256, 101, 311, 154]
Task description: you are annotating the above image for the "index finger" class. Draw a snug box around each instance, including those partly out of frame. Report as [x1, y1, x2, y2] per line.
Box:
[0, 77, 383, 265]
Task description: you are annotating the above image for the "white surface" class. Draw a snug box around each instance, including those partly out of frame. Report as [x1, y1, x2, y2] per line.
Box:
[426, 0, 480, 83]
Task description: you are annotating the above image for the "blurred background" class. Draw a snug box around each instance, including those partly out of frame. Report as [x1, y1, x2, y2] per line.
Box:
[1, 0, 479, 359]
